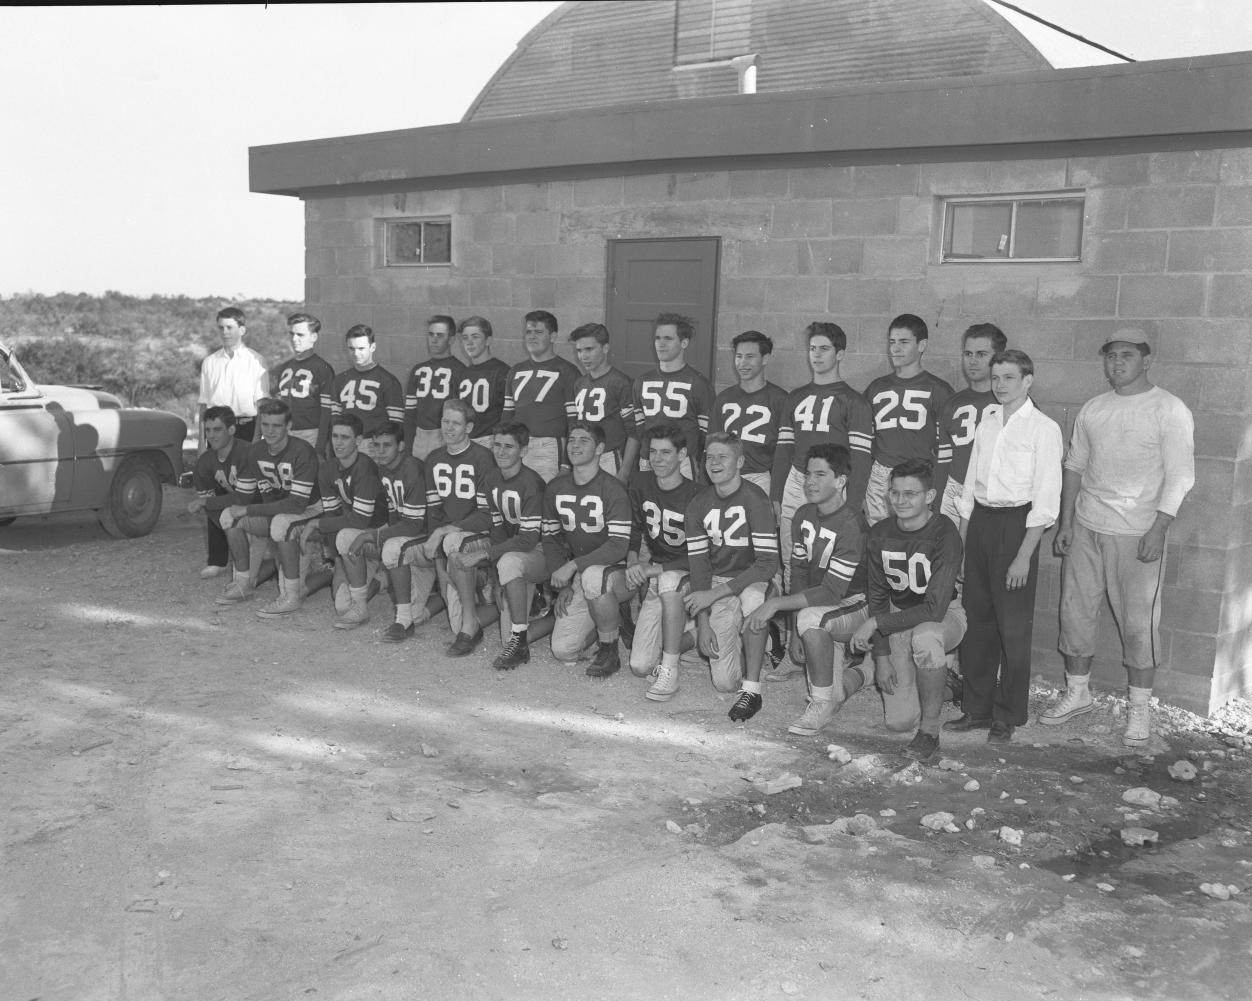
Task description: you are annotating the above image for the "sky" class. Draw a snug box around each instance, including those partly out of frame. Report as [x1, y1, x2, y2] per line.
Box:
[2, 1, 1251, 302]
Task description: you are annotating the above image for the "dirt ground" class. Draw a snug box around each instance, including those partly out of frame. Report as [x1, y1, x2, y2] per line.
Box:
[3, 486, 1251, 1001]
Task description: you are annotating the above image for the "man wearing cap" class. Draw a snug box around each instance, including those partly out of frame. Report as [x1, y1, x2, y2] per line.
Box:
[1041, 327, 1194, 747]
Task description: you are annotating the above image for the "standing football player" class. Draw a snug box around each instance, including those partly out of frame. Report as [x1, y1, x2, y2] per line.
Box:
[567, 323, 638, 483]
[936, 323, 1005, 523]
[863, 314, 954, 524]
[458, 316, 511, 446]
[502, 310, 580, 482]
[404, 315, 465, 461]
[633, 313, 713, 480]
[273, 312, 335, 451]
[709, 330, 790, 498]
[329, 324, 406, 439]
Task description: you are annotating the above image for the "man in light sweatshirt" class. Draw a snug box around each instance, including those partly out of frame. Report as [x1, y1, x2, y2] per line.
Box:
[1042, 327, 1195, 746]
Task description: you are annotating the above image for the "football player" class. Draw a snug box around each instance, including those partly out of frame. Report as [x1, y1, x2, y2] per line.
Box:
[337, 422, 428, 638]
[626, 424, 701, 700]
[446, 422, 550, 669]
[406, 398, 496, 652]
[863, 314, 954, 524]
[567, 323, 638, 483]
[328, 324, 405, 439]
[187, 405, 250, 579]
[709, 330, 790, 497]
[542, 422, 634, 676]
[935, 323, 1005, 523]
[272, 312, 335, 451]
[404, 315, 465, 461]
[633, 313, 713, 480]
[774, 322, 873, 585]
[849, 459, 966, 762]
[502, 310, 580, 482]
[458, 316, 511, 446]
[746, 445, 870, 736]
[216, 398, 320, 612]
[683, 433, 780, 719]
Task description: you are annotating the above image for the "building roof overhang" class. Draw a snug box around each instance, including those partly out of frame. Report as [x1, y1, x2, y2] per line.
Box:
[250, 50, 1252, 198]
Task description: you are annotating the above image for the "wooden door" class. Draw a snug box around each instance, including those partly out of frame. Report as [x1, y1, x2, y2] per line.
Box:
[605, 237, 720, 381]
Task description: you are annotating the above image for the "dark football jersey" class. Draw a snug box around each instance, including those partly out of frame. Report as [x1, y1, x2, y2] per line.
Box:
[777, 381, 874, 507]
[273, 353, 335, 433]
[685, 479, 778, 592]
[789, 502, 869, 606]
[542, 469, 632, 569]
[378, 454, 427, 526]
[458, 357, 511, 439]
[329, 364, 406, 437]
[233, 436, 320, 514]
[317, 451, 385, 528]
[503, 355, 581, 438]
[193, 438, 250, 512]
[481, 463, 547, 556]
[569, 368, 635, 452]
[405, 356, 466, 432]
[633, 364, 713, 456]
[938, 388, 998, 485]
[865, 512, 963, 655]
[424, 441, 495, 530]
[864, 371, 954, 469]
[710, 382, 791, 475]
[630, 472, 700, 570]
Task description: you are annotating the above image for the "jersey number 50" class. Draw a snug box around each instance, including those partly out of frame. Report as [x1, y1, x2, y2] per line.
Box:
[880, 550, 932, 594]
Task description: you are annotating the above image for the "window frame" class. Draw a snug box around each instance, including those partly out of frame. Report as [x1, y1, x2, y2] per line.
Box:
[939, 192, 1085, 265]
[379, 216, 453, 268]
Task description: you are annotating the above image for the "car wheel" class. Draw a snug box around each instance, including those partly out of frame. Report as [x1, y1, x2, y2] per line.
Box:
[98, 454, 163, 538]
[0, 517, 16, 528]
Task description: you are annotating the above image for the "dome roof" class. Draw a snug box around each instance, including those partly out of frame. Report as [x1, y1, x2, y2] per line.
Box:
[464, 0, 1050, 122]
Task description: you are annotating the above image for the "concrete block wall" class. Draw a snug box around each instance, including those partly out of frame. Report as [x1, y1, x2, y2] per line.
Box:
[302, 146, 1252, 713]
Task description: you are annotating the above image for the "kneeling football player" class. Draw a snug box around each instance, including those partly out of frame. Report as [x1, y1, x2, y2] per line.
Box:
[446, 422, 552, 669]
[542, 422, 634, 677]
[626, 423, 700, 701]
[848, 459, 965, 762]
[683, 433, 780, 720]
[746, 445, 870, 735]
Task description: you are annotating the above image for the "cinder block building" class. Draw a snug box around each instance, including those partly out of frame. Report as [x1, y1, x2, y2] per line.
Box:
[250, 0, 1252, 713]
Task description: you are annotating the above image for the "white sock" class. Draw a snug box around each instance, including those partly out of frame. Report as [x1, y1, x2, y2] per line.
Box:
[742, 680, 763, 695]
[661, 652, 679, 669]
[1069, 674, 1091, 697]
[810, 685, 835, 702]
[1128, 685, 1152, 707]
[349, 585, 368, 603]
[395, 602, 413, 628]
[233, 570, 249, 586]
[511, 623, 528, 636]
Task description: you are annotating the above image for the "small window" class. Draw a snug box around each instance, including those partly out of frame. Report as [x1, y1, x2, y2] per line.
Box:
[941, 195, 1083, 263]
[383, 218, 452, 266]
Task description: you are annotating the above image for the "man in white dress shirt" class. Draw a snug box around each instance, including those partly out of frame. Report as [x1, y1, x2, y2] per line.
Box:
[1042, 328, 1195, 747]
[198, 307, 270, 446]
[944, 349, 1062, 743]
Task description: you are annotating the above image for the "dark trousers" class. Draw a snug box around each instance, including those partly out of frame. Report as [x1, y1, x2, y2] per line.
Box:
[959, 503, 1038, 726]
[205, 506, 229, 567]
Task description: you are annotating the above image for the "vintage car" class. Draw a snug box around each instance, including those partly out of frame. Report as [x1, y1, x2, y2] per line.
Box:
[0, 339, 186, 537]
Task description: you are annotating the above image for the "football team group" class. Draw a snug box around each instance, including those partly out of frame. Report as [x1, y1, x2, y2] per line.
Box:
[191, 306, 1194, 761]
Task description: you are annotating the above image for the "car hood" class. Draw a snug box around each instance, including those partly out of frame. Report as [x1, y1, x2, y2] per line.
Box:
[37, 384, 123, 410]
